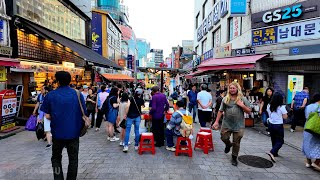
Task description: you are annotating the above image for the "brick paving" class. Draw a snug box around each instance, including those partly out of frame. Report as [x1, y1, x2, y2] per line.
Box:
[0, 121, 319, 180]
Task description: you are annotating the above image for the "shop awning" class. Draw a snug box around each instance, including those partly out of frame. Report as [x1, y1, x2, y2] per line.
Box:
[185, 70, 203, 79]
[19, 17, 121, 69]
[102, 73, 134, 82]
[198, 54, 267, 71]
[0, 57, 20, 67]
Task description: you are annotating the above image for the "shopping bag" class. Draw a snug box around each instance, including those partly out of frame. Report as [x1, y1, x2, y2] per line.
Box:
[304, 106, 320, 137]
[25, 115, 37, 131]
[36, 123, 45, 140]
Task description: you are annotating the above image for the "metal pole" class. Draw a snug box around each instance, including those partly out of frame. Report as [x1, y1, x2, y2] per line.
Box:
[160, 70, 164, 93]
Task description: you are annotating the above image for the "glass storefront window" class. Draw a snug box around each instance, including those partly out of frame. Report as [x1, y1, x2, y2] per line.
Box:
[16, 0, 86, 45]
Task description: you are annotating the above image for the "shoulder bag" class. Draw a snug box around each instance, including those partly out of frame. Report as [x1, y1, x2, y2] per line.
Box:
[304, 105, 320, 137]
[76, 90, 91, 137]
[132, 97, 144, 120]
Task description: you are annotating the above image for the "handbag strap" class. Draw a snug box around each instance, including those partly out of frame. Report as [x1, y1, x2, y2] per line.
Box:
[132, 97, 142, 116]
[75, 90, 85, 116]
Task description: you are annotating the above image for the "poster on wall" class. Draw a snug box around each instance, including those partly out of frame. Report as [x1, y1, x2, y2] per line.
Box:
[287, 75, 304, 104]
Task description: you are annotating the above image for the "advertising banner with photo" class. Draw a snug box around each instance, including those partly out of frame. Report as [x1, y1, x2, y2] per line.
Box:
[287, 75, 304, 104]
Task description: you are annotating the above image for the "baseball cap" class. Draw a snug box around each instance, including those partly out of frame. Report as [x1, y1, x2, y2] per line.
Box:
[83, 85, 88, 89]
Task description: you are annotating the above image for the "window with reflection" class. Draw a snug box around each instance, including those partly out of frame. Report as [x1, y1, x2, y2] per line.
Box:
[16, 0, 86, 45]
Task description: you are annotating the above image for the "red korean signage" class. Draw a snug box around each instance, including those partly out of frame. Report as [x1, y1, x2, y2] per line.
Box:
[0, 89, 17, 132]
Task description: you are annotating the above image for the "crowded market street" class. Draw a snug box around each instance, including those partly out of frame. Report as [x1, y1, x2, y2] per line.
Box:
[0, 123, 318, 180]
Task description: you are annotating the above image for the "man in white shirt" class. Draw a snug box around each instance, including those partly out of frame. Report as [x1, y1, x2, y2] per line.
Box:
[197, 84, 212, 127]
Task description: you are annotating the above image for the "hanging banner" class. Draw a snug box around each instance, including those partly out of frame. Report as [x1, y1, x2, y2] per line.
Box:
[91, 12, 103, 55]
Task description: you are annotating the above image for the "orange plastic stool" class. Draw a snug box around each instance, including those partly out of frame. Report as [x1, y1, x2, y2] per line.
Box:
[175, 137, 192, 157]
[138, 133, 155, 155]
[194, 132, 214, 154]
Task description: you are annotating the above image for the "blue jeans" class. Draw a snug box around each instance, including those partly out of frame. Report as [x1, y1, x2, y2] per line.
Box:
[261, 111, 269, 127]
[165, 129, 186, 147]
[268, 123, 284, 155]
[188, 103, 197, 122]
[124, 116, 141, 146]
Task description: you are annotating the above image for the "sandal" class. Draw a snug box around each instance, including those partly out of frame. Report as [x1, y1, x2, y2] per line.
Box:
[267, 152, 276, 163]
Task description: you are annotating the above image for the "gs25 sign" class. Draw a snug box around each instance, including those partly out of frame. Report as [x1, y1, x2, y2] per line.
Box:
[262, 4, 303, 23]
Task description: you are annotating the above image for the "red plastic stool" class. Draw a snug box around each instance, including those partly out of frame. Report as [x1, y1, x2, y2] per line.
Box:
[175, 137, 192, 157]
[138, 133, 155, 155]
[194, 132, 214, 154]
[200, 127, 212, 134]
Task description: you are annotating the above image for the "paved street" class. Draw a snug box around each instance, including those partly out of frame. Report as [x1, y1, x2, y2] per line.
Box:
[0, 122, 319, 180]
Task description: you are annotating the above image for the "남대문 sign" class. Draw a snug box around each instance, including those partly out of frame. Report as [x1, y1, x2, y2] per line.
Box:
[252, 18, 320, 46]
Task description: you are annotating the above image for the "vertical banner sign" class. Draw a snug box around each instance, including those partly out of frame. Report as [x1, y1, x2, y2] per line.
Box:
[0, 90, 17, 132]
[91, 13, 102, 55]
[287, 75, 304, 104]
[213, 3, 220, 25]
[127, 55, 133, 69]
[230, 0, 247, 17]
[220, 0, 229, 18]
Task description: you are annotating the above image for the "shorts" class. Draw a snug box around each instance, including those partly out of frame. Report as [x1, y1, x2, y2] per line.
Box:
[44, 117, 51, 132]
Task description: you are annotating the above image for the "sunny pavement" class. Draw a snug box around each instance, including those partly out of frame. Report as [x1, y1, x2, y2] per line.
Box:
[0, 121, 319, 180]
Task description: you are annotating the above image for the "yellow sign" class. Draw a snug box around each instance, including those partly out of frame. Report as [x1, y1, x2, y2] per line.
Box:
[0, 66, 6, 81]
[0, 122, 15, 131]
[62, 62, 75, 68]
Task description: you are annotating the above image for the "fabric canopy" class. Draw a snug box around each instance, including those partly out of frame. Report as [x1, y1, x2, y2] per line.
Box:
[20, 17, 121, 69]
[0, 57, 20, 67]
[185, 70, 203, 79]
[198, 54, 267, 71]
[102, 73, 134, 82]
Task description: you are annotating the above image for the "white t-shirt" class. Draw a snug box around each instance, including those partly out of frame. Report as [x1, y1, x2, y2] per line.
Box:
[267, 104, 287, 124]
[81, 91, 88, 101]
[197, 90, 212, 111]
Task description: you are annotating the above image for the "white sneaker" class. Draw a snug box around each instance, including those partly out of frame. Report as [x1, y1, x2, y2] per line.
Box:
[107, 136, 111, 141]
[95, 128, 100, 132]
[110, 137, 120, 142]
[123, 146, 128, 153]
[166, 146, 176, 152]
[119, 141, 123, 146]
[306, 163, 311, 168]
[290, 129, 295, 133]
[134, 146, 139, 150]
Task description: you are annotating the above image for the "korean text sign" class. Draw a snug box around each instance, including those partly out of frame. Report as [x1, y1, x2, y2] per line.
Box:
[252, 27, 278, 46]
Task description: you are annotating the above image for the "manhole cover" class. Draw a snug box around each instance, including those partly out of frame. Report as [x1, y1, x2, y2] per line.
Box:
[238, 155, 273, 168]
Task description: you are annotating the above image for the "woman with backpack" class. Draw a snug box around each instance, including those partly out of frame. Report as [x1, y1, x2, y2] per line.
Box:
[266, 92, 288, 162]
[102, 87, 120, 142]
[165, 100, 190, 152]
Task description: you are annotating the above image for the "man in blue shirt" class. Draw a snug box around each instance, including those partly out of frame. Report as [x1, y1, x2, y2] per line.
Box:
[41, 71, 87, 180]
[187, 85, 198, 123]
[290, 86, 309, 132]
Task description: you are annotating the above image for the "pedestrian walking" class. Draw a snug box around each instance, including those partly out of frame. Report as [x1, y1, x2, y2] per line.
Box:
[41, 71, 87, 180]
[86, 88, 96, 128]
[212, 82, 251, 166]
[259, 88, 274, 131]
[118, 92, 130, 146]
[290, 86, 309, 132]
[81, 85, 89, 101]
[266, 92, 288, 162]
[123, 88, 145, 152]
[303, 93, 320, 170]
[197, 84, 213, 127]
[33, 86, 52, 148]
[95, 85, 109, 131]
[102, 87, 120, 141]
[150, 86, 169, 147]
[214, 89, 226, 126]
[187, 85, 198, 123]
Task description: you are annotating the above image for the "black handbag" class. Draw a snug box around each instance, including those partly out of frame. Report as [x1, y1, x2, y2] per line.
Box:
[119, 119, 126, 129]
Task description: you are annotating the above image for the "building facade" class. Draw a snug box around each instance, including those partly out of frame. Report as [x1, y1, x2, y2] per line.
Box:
[150, 49, 164, 67]
[137, 38, 151, 67]
[193, 0, 320, 103]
